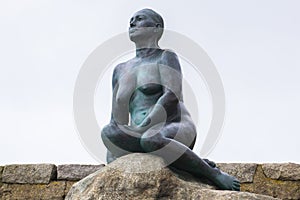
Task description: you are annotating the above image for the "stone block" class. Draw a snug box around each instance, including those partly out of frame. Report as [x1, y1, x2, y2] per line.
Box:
[0, 181, 65, 200]
[57, 164, 104, 181]
[242, 165, 300, 200]
[65, 181, 77, 196]
[217, 163, 257, 183]
[262, 163, 300, 181]
[2, 164, 56, 184]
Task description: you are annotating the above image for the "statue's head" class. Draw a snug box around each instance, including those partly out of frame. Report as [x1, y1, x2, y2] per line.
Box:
[129, 8, 164, 44]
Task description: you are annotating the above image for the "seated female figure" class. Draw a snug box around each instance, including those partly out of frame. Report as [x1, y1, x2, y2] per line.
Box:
[101, 8, 240, 191]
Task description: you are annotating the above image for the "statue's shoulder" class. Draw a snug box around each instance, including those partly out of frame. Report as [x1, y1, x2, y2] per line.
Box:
[160, 49, 178, 58]
[111, 61, 130, 87]
[112, 61, 128, 76]
[160, 49, 180, 64]
[159, 49, 181, 71]
[113, 62, 126, 71]
[113, 56, 136, 71]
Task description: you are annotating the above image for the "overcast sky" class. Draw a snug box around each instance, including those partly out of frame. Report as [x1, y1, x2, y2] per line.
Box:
[0, 0, 299, 164]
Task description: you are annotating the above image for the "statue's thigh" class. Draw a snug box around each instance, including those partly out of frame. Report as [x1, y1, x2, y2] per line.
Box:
[161, 122, 196, 149]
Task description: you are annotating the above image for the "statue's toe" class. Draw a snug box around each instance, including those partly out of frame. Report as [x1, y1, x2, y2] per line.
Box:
[232, 180, 241, 191]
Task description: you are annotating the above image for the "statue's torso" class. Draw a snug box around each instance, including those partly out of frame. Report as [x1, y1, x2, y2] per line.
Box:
[115, 49, 180, 126]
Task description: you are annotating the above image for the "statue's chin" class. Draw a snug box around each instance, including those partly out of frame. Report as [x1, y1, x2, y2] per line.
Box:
[129, 34, 145, 43]
[129, 30, 156, 44]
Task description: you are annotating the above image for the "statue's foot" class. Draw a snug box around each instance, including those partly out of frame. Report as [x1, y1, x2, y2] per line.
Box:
[107, 151, 118, 164]
[203, 158, 216, 168]
[213, 170, 240, 191]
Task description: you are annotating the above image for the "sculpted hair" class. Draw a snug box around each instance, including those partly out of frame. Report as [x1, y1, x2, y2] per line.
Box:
[140, 8, 164, 39]
[140, 8, 164, 28]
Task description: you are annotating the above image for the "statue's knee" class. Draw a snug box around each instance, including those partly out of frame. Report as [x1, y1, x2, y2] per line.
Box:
[101, 124, 110, 137]
[106, 150, 117, 164]
[101, 124, 118, 142]
[140, 134, 163, 152]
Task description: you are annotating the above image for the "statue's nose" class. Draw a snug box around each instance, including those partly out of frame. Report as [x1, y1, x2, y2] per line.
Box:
[130, 22, 136, 28]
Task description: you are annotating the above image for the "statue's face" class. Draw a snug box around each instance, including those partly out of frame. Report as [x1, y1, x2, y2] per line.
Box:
[129, 10, 158, 42]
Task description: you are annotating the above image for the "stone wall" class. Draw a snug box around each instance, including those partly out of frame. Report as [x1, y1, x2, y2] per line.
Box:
[217, 163, 300, 199]
[0, 164, 104, 200]
[0, 162, 299, 200]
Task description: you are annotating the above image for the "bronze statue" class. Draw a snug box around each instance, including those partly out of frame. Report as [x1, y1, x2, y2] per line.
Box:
[101, 8, 240, 191]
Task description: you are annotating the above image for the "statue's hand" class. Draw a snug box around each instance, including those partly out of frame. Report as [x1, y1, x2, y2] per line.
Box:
[122, 125, 147, 133]
[139, 117, 151, 127]
[123, 118, 151, 133]
[121, 117, 152, 133]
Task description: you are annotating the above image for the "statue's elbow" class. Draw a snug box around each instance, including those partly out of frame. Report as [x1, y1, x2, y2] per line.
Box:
[164, 91, 179, 108]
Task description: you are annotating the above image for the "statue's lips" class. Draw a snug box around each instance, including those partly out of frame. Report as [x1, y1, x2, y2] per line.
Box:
[129, 27, 155, 34]
[129, 28, 139, 34]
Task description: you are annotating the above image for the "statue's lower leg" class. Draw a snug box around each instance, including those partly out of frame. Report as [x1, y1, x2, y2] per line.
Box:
[203, 159, 216, 168]
[140, 135, 240, 191]
[101, 124, 144, 158]
[102, 124, 240, 191]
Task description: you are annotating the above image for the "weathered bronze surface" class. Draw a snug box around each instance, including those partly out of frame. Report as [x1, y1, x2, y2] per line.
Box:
[101, 8, 240, 191]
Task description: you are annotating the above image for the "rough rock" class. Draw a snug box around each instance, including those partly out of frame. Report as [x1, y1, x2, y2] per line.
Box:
[193, 189, 279, 200]
[0, 166, 3, 182]
[217, 163, 257, 183]
[66, 153, 278, 200]
[2, 164, 56, 184]
[242, 165, 300, 200]
[0, 166, 3, 188]
[65, 181, 77, 196]
[262, 163, 300, 181]
[57, 164, 105, 181]
[0, 181, 65, 200]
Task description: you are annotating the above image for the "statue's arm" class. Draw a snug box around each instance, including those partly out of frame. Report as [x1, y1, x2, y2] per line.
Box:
[110, 64, 129, 125]
[139, 50, 182, 128]
[109, 64, 143, 135]
[158, 50, 183, 102]
[108, 65, 119, 124]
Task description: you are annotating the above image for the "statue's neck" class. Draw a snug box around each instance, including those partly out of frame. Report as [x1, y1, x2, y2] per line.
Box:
[136, 47, 160, 58]
[135, 40, 160, 58]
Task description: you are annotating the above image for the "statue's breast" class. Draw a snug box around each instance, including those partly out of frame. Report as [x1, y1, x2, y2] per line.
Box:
[136, 62, 161, 88]
[138, 83, 163, 95]
[116, 66, 136, 104]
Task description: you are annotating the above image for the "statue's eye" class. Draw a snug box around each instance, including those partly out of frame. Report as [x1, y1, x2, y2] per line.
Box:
[137, 17, 143, 21]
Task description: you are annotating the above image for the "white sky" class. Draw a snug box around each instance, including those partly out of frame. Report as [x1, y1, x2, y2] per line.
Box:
[0, 0, 299, 164]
